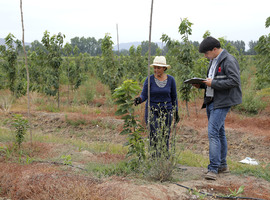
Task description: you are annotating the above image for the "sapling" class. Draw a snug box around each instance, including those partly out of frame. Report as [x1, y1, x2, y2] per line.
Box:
[11, 114, 29, 149]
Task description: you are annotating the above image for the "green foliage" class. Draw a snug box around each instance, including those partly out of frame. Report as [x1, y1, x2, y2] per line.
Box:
[235, 90, 266, 115]
[87, 161, 134, 178]
[113, 79, 179, 181]
[162, 18, 198, 115]
[41, 30, 65, 105]
[254, 17, 270, 89]
[123, 45, 148, 82]
[190, 189, 207, 199]
[25, 156, 34, 164]
[228, 185, 244, 197]
[0, 145, 11, 160]
[203, 30, 211, 39]
[99, 34, 120, 92]
[70, 36, 102, 56]
[112, 79, 141, 134]
[137, 109, 179, 182]
[112, 79, 146, 163]
[140, 41, 159, 56]
[178, 18, 193, 41]
[0, 33, 25, 97]
[11, 114, 29, 148]
[61, 154, 72, 165]
[125, 129, 146, 162]
[265, 16, 270, 28]
[232, 162, 270, 182]
[218, 37, 239, 57]
[74, 78, 96, 104]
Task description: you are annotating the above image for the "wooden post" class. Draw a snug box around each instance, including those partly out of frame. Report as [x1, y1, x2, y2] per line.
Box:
[147, 0, 154, 134]
[20, 0, 32, 145]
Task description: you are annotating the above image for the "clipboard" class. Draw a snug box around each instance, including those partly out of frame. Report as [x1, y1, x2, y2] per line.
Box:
[184, 77, 206, 84]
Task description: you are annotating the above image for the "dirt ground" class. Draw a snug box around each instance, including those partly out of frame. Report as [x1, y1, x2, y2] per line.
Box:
[0, 99, 270, 200]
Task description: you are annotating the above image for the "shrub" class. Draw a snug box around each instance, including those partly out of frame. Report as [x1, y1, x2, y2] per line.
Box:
[235, 91, 266, 115]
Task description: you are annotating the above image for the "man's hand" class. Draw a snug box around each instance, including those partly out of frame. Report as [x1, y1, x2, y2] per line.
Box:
[203, 78, 213, 87]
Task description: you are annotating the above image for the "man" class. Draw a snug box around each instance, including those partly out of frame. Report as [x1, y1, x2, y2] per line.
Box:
[195, 37, 242, 180]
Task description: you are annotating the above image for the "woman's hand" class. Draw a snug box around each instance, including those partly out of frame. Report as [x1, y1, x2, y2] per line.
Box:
[174, 111, 180, 124]
[134, 97, 142, 106]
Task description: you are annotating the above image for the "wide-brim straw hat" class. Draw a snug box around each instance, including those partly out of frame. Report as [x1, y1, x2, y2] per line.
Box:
[150, 56, 171, 69]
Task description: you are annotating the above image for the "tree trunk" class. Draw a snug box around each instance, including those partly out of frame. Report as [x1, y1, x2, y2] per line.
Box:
[68, 68, 70, 106]
[58, 77, 60, 109]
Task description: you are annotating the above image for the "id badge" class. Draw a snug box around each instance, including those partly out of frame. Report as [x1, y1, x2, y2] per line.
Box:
[206, 86, 214, 97]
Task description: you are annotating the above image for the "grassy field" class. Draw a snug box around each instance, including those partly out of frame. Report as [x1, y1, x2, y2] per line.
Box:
[0, 78, 270, 199]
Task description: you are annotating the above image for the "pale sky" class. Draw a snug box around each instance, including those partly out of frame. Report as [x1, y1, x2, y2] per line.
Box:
[1, 0, 269, 49]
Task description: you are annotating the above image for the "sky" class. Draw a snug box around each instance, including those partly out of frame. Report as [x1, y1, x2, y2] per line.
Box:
[1, 0, 269, 50]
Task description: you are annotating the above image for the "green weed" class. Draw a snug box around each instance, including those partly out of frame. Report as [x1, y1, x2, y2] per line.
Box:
[25, 155, 34, 164]
[61, 154, 72, 165]
[86, 161, 133, 178]
[178, 150, 208, 168]
[228, 185, 244, 197]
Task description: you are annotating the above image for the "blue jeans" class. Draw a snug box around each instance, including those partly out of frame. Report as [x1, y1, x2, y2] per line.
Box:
[206, 102, 230, 173]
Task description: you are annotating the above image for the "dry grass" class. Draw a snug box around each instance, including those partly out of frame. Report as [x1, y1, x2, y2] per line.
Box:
[0, 162, 126, 200]
[0, 91, 14, 113]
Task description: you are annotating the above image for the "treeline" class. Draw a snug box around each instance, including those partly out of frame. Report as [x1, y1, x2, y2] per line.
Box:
[2, 35, 258, 57]
[0, 17, 269, 114]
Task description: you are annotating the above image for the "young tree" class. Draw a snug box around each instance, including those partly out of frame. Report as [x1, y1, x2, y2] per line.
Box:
[246, 40, 258, 55]
[63, 42, 73, 105]
[255, 17, 270, 88]
[41, 31, 65, 108]
[100, 34, 119, 92]
[161, 18, 197, 116]
[0, 34, 23, 97]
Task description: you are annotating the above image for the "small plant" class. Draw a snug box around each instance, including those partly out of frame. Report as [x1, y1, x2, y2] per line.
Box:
[0, 146, 11, 159]
[61, 154, 72, 165]
[228, 185, 244, 197]
[11, 114, 29, 149]
[25, 156, 34, 164]
[87, 161, 133, 178]
[189, 188, 207, 199]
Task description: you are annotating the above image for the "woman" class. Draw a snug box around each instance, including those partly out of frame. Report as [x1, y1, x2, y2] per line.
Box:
[134, 56, 179, 157]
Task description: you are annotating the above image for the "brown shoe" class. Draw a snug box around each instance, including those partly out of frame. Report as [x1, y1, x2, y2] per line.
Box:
[205, 171, 217, 180]
[218, 167, 230, 174]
